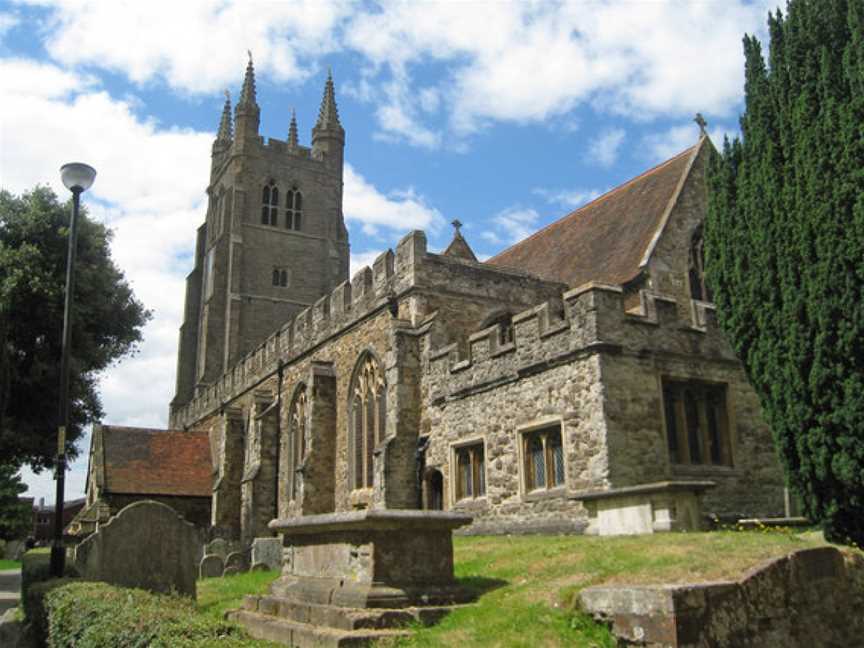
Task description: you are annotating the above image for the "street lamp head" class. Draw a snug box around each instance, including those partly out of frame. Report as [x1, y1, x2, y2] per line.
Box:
[60, 162, 97, 193]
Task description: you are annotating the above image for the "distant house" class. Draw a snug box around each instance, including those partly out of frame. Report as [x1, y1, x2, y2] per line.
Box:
[68, 425, 211, 537]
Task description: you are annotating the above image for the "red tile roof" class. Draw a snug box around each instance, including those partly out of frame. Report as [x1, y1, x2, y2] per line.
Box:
[487, 141, 704, 287]
[101, 426, 212, 498]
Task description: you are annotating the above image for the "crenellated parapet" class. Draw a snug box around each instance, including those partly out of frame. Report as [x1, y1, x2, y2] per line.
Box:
[170, 231, 426, 428]
[424, 281, 734, 403]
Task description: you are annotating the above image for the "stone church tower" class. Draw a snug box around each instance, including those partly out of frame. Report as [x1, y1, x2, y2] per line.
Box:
[172, 58, 350, 410]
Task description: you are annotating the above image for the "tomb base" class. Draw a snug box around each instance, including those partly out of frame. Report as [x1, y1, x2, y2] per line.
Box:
[229, 509, 473, 647]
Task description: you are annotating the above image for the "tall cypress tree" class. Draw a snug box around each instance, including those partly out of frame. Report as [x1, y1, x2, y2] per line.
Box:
[706, 0, 864, 545]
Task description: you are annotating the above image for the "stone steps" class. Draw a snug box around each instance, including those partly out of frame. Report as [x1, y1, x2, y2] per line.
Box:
[242, 593, 455, 630]
[229, 609, 413, 647]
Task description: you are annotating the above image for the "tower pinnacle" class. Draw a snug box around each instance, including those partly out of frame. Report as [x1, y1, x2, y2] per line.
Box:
[217, 90, 233, 142]
[238, 51, 258, 109]
[315, 68, 343, 132]
[288, 109, 299, 147]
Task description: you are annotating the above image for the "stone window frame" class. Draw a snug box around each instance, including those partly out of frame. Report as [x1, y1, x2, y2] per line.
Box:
[272, 267, 289, 288]
[286, 382, 308, 502]
[660, 376, 734, 469]
[261, 180, 279, 227]
[516, 417, 568, 501]
[285, 187, 303, 231]
[687, 224, 713, 303]
[449, 437, 487, 506]
[348, 350, 386, 494]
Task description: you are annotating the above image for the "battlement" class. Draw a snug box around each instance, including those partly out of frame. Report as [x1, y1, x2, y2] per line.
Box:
[170, 231, 429, 428]
[424, 282, 734, 402]
[262, 136, 314, 160]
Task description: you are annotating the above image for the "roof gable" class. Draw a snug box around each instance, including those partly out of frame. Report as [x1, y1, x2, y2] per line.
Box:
[487, 139, 705, 287]
[100, 426, 212, 498]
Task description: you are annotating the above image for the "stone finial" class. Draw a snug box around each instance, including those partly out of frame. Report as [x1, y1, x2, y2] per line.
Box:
[694, 113, 707, 135]
[451, 219, 463, 235]
[315, 68, 343, 132]
[238, 51, 258, 109]
[217, 90, 233, 142]
[443, 218, 477, 262]
[288, 108, 299, 147]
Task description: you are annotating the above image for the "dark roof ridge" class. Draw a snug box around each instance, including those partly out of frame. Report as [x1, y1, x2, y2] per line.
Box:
[487, 142, 700, 264]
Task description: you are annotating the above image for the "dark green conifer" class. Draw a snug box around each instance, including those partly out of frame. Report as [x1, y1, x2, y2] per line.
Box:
[706, 0, 864, 545]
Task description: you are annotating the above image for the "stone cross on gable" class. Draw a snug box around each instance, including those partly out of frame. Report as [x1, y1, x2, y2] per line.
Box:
[694, 113, 707, 135]
[451, 219, 463, 235]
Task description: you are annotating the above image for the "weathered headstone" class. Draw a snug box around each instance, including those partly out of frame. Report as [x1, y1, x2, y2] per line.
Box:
[250, 537, 281, 572]
[199, 554, 225, 579]
[74, 500, 201, 597]
[224, 551, 248, 575]
[206, 538, 229, 559]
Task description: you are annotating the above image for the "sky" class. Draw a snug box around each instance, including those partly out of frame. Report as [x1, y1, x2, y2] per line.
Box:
[0, 0, 781, 505]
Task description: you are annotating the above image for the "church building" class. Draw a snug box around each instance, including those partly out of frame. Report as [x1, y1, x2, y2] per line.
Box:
[161, 59, 786, 541]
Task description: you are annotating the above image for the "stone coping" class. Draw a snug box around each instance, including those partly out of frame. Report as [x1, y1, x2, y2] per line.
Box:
[569, 480, 716, 502]
[269, 509, 474, 535]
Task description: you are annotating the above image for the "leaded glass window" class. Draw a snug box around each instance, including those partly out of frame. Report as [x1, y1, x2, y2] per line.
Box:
[454, 442, 485, 500]
[350, 354, 386, 490]
[523, 425, 565, 492]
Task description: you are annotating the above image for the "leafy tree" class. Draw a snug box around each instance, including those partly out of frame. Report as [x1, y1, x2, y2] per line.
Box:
[0, 186, 150, 470]
[0, 464, 32, 541]
[706, 0, 864, 545]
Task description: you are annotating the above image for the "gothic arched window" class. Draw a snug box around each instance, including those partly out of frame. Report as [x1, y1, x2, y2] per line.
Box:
[689, 226, 713, 302]
[286, 189, 302, 231]
[287, 385, 307, 501]
[349, 353, 386, 490]
[261, 182, 278, 226]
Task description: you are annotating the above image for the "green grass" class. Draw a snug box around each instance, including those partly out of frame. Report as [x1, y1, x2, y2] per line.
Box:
[197, 529, 834, 648]
[197, 569, 281, 622]
[0, 559, 21, 570]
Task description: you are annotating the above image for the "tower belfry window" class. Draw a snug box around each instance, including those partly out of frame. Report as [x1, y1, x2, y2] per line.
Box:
[286, 189, 302, 231]
[261, 182, 278, 226]
[272, 268, 288, 287]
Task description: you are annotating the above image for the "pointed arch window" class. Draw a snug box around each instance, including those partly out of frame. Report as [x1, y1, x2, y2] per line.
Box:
[272, 268, 288, 287]
[261, 181, 279, 226]
[350, 353, 386, 490]
[689, 226, 712, 302]
[286, 189, 302, 231]
[287, 385, 308, 501]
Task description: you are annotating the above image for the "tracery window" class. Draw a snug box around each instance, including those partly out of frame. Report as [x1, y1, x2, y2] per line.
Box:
[522, 425, 565, 492]
[350, 353, 386, 490]
[689, 226, 713, 302]
[286, 189, 302, 231]
[287, 385, 307, 501]
[261, 181, 279, 226]
[663, 380, 731, 467]
[454, 442, 485, 500]
[272, 268, 288, 287]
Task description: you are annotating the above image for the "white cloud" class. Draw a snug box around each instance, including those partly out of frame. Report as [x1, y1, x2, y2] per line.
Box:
[343, 163, 445, 236]
[533, 187, 603, 210]
[349, 249, 383, 278]
[482, 206, 540, 247]
[0, 12, 19, 40]
[642, 123, 702, 163]
[28, 0, 351, 93]
[588, 128, 625, 168]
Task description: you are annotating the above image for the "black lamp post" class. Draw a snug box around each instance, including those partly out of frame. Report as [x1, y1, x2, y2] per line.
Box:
[51, 162, 96, 577]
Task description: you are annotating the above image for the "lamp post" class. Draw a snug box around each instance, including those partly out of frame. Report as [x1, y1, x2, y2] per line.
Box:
[51, 162, 96, 577]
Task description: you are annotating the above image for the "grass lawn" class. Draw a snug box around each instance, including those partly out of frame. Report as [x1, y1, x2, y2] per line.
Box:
[0, 559, 21, 570]
[199, 528, 833, 648]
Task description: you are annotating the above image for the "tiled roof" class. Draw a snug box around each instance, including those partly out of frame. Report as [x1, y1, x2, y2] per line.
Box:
[487, 140, 704, 287]
[101, 426, 212, 498]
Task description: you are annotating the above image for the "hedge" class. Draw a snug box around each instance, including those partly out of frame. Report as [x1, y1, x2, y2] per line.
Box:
[42, 581, 269, 648]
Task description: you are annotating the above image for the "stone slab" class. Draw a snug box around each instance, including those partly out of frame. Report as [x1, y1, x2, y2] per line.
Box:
[251, 537, 282, 571]
[199, 554, 225, 579]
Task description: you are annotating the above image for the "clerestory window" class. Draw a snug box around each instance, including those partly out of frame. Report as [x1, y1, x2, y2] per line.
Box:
[287, 385, 307, 501]
[522, 425, 565, 492]
[286, 189, 303, 231]
[663, 379, 732, 467]
[261, 182, 279, 226]
[349, 353, 386, 491]
[454, 441, 486, 501]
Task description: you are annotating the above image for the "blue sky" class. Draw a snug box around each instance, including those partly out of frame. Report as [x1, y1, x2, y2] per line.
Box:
[0, 0, 780, 503]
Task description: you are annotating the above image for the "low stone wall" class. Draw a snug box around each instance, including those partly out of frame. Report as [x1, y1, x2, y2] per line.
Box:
[580, 546, 864, 647]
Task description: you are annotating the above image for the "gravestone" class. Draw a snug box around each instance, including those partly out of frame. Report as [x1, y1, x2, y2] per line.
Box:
[250, 537, 281, 572]
[199, 554, 225, 579]
[74, 500, 201, 597]
[224, 551, 248, 575]
[206, 538, 229, 559]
